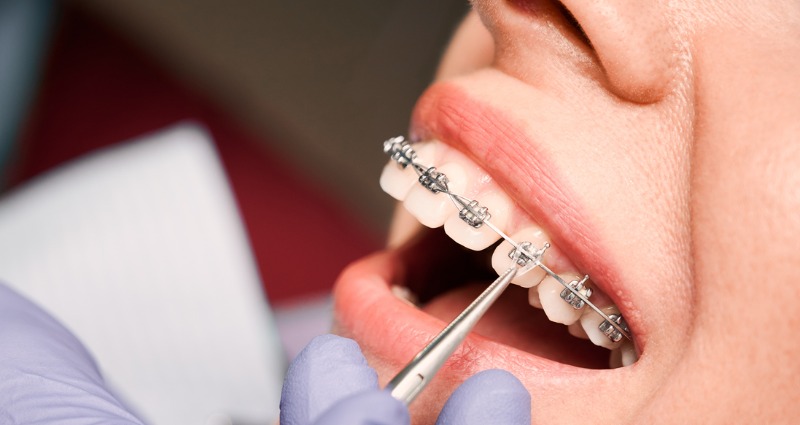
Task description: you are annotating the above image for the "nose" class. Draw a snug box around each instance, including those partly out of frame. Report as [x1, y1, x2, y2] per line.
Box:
[472, 0, 677, 103]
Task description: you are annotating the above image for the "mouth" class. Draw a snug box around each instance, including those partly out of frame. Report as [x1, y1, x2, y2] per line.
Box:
[376, 134, 639, 367]
[382, 223, 626, 370]
[332, 84, 646, 423]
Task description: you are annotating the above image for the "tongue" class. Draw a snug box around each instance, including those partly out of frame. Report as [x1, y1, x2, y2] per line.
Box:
[421, 283, 609, 369]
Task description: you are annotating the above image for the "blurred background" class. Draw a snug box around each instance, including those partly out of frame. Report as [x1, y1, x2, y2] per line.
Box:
[0, 1, 471, 423]
[2, 0, 470, 302]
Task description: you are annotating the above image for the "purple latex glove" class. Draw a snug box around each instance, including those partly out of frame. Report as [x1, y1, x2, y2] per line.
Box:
[0, 283, 145, 425]
[280, 334, 531, 425]
[435, 369, 531, 425]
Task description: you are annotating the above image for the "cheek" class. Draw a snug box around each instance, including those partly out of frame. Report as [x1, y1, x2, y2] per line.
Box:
[516, 86, 694, 275]
[635, 24, 800, 420]
[558, 96, 696, 349]
[691, 29, 800, 349]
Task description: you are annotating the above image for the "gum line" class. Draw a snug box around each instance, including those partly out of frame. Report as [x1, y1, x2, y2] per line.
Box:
[383, 136, 631, 342]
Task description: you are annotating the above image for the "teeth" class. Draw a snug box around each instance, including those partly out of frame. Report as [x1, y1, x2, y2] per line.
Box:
[609, 346, 623, 369]
[620, 341, 639, 366]
[380, 142, 439, 201]
[391, 285, 418, 307]
[491, 228, 549, 287]
[379, 161, 416, 200]
[567, 321, 589, 339]
[444, 190, 512, 250]
[381, 139, 635, 359]
[538, 273, 585, 325]
[527, 287, 542, 308]
[580, 305, 625, 350]
[609, 342, 638, 369]
[403, 163, 468, 228]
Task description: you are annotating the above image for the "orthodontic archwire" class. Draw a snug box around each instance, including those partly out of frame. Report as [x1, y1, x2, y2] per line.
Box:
[383, 136, 631, 343]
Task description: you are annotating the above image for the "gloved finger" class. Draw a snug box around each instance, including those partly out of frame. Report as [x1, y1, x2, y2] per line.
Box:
[313, 390, 409, 425]
[280, 334, 379, 425]
[435, 369, 531, 425]
[0, 283, 145, 424]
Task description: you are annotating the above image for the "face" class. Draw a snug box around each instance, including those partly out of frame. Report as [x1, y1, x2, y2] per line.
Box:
[333, 1, 800, 423]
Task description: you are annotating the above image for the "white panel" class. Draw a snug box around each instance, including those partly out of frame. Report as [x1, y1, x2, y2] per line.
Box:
[0, 123, 285, 425]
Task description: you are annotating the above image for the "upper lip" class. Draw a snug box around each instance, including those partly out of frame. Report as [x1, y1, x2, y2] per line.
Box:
[409, 78, 643, 350]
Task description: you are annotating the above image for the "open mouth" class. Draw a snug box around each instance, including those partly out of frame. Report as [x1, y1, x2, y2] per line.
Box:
[331, 135, 644, 423]
[389, 226, 617, 370]
[377, 138, 639, 371]
[332, 58, 649, 423]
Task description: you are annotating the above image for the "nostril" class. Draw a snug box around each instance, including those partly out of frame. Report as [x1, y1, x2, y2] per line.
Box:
[559, 0, 677, 103]
[553, 2, 591, 48]
[504, 0, 593, 50]
[505, 0, 677, 103]
[506, 0, 545, 14]
[473, 0, 673, 103]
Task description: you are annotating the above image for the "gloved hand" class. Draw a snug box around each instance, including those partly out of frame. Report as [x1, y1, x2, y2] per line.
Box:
[280, 334, 531, 425]
[0, 283, 145, 425]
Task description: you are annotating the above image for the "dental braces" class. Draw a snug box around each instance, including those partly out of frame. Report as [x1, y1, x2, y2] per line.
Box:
[384, 136, 631, 342]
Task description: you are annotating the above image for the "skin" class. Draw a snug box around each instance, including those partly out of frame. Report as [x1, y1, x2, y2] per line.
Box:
[335, 0, 800, 423]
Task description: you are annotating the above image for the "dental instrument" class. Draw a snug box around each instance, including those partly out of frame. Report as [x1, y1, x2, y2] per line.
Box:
[385, 264, 519, 405]
[383, 136, 631, 343]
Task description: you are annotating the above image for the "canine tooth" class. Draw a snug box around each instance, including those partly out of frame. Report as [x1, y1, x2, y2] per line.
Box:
[443, 190, 512, 250]
[580, 305, 624, 350]
[403, 163, 467, 228]
[538, 273, 584, 325]
[528, 287, 542, 308]
[491, 227, 549, 287]
[568, 321, 589, 339]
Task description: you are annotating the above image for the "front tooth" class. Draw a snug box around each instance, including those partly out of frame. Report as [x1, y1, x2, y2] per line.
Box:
[403, 162, 467, 228]
[491, 227, 549, 287]
[380, 161, 416, 200]
[538, 273, 585, 325]
[379, 142, 439, 201]
[580, 305, 625, 350]
[443, 190, 513, 250]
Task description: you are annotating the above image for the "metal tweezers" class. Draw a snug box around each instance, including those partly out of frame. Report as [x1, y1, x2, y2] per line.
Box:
[385, 266, 519, 405]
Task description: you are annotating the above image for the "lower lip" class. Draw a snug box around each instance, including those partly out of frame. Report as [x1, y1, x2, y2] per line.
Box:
[332, 250, 614, 388]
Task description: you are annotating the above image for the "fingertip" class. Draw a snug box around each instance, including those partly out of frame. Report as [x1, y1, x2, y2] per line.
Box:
[302, 334, 363, 359]
[467, 369, 529, 396]
[436, 369, 531, 425]
[281, 335, 379, 425]
[289, 334, 373, 379]
[314, 390, 410, 425]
